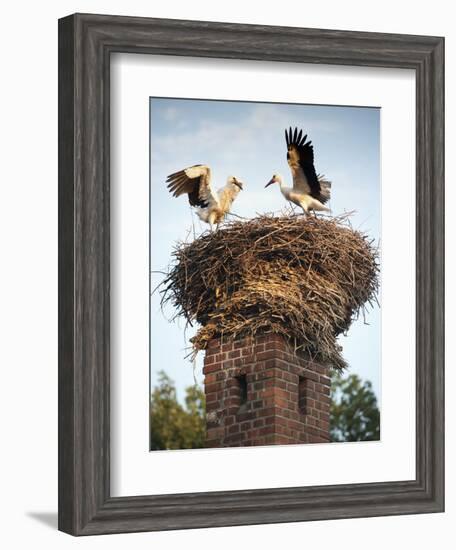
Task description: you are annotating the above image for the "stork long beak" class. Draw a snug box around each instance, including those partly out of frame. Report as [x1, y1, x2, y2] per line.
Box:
[234, 181, 243, 190]
[265, 179, 275, 188]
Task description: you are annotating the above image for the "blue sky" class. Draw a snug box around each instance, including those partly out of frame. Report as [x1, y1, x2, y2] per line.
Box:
[149, 97, 381, 403]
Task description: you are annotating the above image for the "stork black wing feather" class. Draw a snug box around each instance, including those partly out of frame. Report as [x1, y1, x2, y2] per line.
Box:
[166, 167, 209, 207]
[286, 126, 325, 201]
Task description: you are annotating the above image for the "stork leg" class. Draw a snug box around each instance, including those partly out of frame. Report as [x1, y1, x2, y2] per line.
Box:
[208, 212, 217, 232]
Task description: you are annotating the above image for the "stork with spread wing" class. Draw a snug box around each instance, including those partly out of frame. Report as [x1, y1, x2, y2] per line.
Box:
[166, 165, 244, 230]
[265, 127, 331, 215]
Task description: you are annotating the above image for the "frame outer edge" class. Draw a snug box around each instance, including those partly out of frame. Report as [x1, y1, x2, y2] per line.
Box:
[58, 14, 77, 535]
[58, 13, 445, 535]
[415, 37, 445, 510]
[430, 37, 444, 510]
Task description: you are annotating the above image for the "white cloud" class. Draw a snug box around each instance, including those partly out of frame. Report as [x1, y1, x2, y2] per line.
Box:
[152, 103, 340, 169]
[162, 106, 178, 121]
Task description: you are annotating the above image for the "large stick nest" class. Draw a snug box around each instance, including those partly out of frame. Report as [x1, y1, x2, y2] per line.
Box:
[161, 213, 379, 371]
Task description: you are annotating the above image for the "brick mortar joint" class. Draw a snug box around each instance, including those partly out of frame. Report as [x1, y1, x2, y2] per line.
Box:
[203, 334, 331, 447]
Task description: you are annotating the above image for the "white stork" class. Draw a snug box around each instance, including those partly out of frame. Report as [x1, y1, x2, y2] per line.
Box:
[166, 165, 244, 230]
[265, 127, 331, 215]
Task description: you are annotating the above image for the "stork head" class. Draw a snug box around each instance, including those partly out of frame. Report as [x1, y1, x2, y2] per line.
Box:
[228, 176, 244, 190]
[265, 173, 282, 188]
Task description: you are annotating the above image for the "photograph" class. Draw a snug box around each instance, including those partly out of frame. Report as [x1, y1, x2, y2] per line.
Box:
[0, 1, 447, 543]
[149, 97, 381, 450]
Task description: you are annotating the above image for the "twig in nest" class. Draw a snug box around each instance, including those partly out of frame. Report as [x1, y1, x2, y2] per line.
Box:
[226, 212, 247, 220]
[160, 214, 379, 371]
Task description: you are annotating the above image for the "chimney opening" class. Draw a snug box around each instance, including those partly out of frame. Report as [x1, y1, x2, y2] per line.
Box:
[236, 373, 248, 409]
[298, 376, 308, 414]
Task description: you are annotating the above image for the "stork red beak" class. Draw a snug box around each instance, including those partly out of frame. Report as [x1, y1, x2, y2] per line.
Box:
[265, 179, 275, 188]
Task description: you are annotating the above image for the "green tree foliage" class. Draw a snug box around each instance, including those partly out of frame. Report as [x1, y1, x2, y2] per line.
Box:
[330, 373, 380, 442]
[150, 371, 206, 450]
[150, 371, 380, 449]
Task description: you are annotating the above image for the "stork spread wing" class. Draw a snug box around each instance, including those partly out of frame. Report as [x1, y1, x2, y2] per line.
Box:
[166, 165, 218, 208]
[285, 127, 330, 204]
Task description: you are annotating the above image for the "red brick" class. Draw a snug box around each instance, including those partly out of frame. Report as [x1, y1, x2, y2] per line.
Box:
[207, 427, 224, 439]
[319, 412, 330, 423]
[259, 425, 275, 436]
[261, 387, 275, 399]
[307, 408, 318, 418]
[204, 373, 217, 384]
[205, 393, 218, 404]
[276, 379, 289, 390]
[273, 398, 290, 410]
[264, 359, 276, 369]
[306, 416, 317, 427]
[287, 419, 305, 431]
[254, 350, 275, 362]
[227, 424, 240, 435]
[205, 382, 223, 394]
[314, 382, 331, 396]
[202, 333, 331, 448]
[204, 354, 216, 366]
[303, 371, 319, 382]
[318, 420, 330, 432]
[237, 411, 254, 422]
[315, 399, 330, 412]
[256, 406, 276, 418]
[207, 338, 221, 350]
[274, 388, 292, 401]
[202, 363, 220, 375]
[223, 397, 239, 407]
[224, 433, 244, 444]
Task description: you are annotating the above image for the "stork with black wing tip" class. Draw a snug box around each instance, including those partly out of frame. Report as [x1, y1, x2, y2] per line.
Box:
[265, 127, 332, 215]
[166, 165, 244, 230]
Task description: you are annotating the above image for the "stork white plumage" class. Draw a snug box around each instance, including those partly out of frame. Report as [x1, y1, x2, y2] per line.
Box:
[266, 127, 332, 215]
[166, 164, 244, 230]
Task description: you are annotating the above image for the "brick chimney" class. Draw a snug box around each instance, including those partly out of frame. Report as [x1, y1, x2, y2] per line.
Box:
[203, 333, 331, 447]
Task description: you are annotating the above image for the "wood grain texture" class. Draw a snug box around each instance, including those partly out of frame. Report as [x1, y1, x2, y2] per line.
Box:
[58, 15, 76, 535]
[58, 13, 445, 536]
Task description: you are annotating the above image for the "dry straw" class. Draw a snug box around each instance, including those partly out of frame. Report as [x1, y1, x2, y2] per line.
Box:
[160, 212, 379, 371]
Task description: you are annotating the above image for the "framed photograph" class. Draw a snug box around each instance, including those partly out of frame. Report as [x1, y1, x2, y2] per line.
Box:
[58, 13, 444, 535]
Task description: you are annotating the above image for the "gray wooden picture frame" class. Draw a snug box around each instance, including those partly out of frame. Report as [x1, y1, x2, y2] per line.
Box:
[58, 13, 445, 536]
